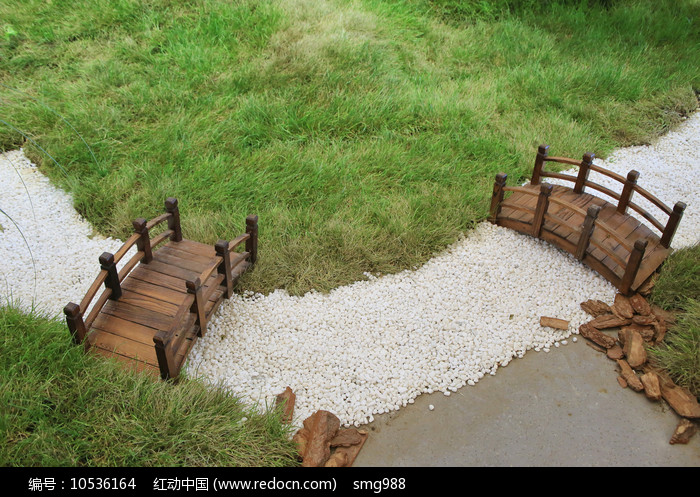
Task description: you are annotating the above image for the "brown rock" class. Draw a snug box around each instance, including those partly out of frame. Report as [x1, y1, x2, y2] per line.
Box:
[670, 419, 697, 445]
[653, 319, 668, 345]
[612, 294, 635, 319]
[579, 323, 616, 349]
[324, 451, 349, 467]
[621, 328, 647, 368]
[651, 305, 677, 325]
[540, 316, 569, 330]
[660, 382, 700, 419]
[632, 315, 657, 326]
[617, 359, 644, 392]
[636, 274, 657, 296]
[640, 371, 662, 401]
[621, 324, 655, 343]
[589, 314, 631, 330]
[606, 344, 625, 360]
[297, 410, 341, 467]
[330, 428, 364, 448]
[275, 386, 296, 425]
[617, 376, 628, 388]
[293, 429, 309, 461]
[580, 299, 612, 317]
[629, 293, 652, 316]
[330, 430, 369, 467]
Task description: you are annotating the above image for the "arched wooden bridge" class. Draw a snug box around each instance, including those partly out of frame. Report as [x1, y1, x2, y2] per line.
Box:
[489, 144, 686, 295]
[64, 198, 257, 380]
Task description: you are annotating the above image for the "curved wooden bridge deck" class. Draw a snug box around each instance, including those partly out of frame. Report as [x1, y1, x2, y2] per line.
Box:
[64, 198, 257, 380]
[489, 145, 686, 295]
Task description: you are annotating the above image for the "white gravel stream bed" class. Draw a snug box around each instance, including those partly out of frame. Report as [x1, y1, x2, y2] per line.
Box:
[1, 112, 698, 427]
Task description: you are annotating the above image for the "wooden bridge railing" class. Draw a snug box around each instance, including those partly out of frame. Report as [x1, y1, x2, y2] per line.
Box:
[530, 144, 686, 248]
[489, 180, 647, 294]
[63, 197, 183, 348]
[152, 214, 258, 380]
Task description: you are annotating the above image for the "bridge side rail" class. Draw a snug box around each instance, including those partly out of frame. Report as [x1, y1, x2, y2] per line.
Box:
[63, 198, 182, 347]
[490, 178, 647, 294]
[152, 214, 259, 380]
[531, 144, 686, 248]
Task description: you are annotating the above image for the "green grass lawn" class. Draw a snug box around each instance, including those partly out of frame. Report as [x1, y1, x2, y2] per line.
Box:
[1, 0, 697, 295]
[1, 0, 699, 466]
[0, 304, 299, 466]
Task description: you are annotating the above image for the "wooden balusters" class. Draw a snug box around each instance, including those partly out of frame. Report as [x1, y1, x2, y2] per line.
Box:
[165, 197, 182, 242]
[574, 152, 594, 194]
[132, 217, 153, 263]
[489, 173, 508, 223]
[187, 277, 207, 338]
[575, 205, 600, 260]
[99, 252, 122, 300]
[531, 183, 553, 238]
[215, 239, 233, 299]
[64, 302, 87, 345]
[620, 239, 647, 295]
[617, 170, 639, 214]
[660, 201, 686, 248]
[531, 144, 548, 186]
[246, 214, 259, 265]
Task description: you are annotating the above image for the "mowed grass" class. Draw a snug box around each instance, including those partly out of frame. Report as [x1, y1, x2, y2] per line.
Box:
[1, 0, 697, 295]
[0, 304, 299, 466]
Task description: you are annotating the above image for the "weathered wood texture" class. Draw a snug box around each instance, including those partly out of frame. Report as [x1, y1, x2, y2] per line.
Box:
[489, 145, 685, 294]
[64, 198, 257, 380]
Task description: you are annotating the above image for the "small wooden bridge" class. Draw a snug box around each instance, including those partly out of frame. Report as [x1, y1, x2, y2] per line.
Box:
[64, 198, 257, 380]
[489, 144, 686, 295]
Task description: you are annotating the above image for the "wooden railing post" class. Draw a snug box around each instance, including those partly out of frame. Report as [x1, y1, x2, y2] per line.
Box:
[99, 252, 122, 300]
[617, 170, 639, 214]
[531, 183, 553, 238]
[246, 215, 259, 265]
[488, 173, 508, 223]
[620, 239, 647, 295]
[573, 152, 594, 194]
[660, 201, 686, 248]
[575, 205, 600, 260]
[215, 239, 233, 299]
[64, 302, 87, 345]
[153, 334, 176, 381]
[187, 277, 207, 337]
[531, 144, 549, 186]
[132, 218, 153, 263]
[165, 197, 182, 242]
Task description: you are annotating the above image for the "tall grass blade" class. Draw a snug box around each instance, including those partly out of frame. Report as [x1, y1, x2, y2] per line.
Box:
[0, 206, 37, 302]
[0, 118, 70, 179]
[1, 150, 36, 222]
[0, 83, 101, 173]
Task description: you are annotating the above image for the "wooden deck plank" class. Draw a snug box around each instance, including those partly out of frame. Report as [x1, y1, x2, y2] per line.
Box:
[121, 277, 188, 306]
[115, 288, 180, 317]
[91, 347, 160, 376]
[90, 313, 159, 346]
[152, 250, 211, 275]
[101, 299, 174, 332]
[157, 245, 215, 266]
[88, 328, 159, 367]
[168, 239, 216, 258]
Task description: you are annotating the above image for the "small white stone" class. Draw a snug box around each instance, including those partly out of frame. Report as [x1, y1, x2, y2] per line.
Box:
[428, 405, 435, 411]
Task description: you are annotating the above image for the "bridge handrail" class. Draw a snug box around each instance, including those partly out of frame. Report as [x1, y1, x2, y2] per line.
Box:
[492, 178, 649, 294]
[63, 197, 183, 346]
[501, 185, 633, 253]
[532, 144, 685, 247]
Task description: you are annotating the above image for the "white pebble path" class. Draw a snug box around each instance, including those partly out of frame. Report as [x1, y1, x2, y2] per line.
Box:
[0, 112, 698, 428]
